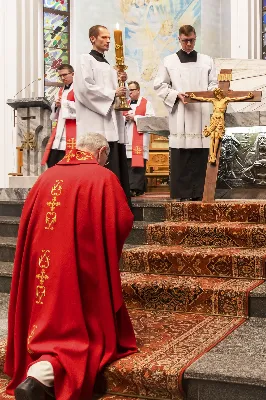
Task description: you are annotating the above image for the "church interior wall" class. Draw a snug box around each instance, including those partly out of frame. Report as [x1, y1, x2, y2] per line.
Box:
[0, 0, 44, 188]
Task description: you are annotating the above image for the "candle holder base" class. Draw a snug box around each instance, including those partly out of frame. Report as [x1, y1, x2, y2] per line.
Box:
[114, 96, 131, 111]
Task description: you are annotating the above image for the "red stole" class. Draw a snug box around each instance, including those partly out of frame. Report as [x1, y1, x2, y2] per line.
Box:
[41, 87, 76, 165]
[125, 98, 147, 167]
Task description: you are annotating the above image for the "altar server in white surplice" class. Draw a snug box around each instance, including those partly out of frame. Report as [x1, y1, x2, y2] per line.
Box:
[42, 64, 76, 168]
[124, 81, 155, 196]
[154, 24, 218, 201]
[74, 25, 131, 200]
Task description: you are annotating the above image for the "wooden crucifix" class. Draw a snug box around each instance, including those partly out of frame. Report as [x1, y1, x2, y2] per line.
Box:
[185, 69, 262, 202]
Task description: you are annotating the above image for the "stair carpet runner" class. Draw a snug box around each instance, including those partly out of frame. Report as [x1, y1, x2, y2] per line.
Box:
[0, 201, 266, 399]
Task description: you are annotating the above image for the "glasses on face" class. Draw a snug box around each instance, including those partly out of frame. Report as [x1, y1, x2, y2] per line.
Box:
[59, 73, 72, 80]
[180, 38, 196, 44]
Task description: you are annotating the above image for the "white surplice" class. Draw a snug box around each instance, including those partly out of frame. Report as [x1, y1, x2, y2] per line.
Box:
[51, 84, 76, 150]
[125, 97, 155, 160]
[154, 53, 218, 149]
[74, 54, 126, 143]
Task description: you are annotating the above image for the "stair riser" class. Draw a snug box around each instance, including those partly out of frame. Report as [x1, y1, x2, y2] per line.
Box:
[121, 251, 265, 279]
[0, 203, 23, 217]
[132, 206, 165, 222]
[166, 203, 266, 224]
[0, 277, 11, 294]
[249, 297, 266, 318]
[0, 247, 15, 263]
[186, 379, 266, 400]
[0, 223, 19, 238]
[122, 283, 249, 317]
[147, 225, 266, 248]
[126, 228, 146, 245]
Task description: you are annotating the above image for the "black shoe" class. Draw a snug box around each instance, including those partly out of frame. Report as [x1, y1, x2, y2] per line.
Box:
[191, 197, 202, 201]
[130, 190, 137, 197]
[135, 191, 144, 196]
[15, 377, 55, 400]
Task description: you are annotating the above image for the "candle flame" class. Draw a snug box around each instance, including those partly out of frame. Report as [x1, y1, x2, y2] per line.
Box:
[116, 23, 119, 30]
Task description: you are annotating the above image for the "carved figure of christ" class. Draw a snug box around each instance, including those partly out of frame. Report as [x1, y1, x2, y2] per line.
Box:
[185, 68, 262, 202]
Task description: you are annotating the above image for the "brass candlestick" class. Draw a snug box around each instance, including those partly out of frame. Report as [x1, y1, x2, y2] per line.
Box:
[114, 29, 131, 111]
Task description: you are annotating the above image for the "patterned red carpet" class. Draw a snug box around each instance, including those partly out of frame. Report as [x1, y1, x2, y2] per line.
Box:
[0, 201, 265, 399]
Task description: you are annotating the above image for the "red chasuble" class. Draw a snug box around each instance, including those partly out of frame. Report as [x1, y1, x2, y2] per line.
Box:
[41, 87, 76, 165]
[5, 150, 137, 399]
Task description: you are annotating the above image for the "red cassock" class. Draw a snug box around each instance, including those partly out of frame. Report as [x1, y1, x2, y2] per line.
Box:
[4, 150, 137, 399]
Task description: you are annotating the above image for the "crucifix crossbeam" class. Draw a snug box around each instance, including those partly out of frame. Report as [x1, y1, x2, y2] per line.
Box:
[184, 69, 262, 203]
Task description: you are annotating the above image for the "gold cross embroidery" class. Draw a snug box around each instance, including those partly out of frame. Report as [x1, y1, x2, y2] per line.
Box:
[66, 138, 76, 150]
[133, 146, 142, 155]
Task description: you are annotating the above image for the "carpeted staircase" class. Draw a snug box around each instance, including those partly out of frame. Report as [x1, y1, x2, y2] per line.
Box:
[0, 199, 266, 399]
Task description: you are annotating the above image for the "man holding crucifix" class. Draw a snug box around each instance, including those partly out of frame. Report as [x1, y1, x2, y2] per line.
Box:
[154, 24, 218, 201]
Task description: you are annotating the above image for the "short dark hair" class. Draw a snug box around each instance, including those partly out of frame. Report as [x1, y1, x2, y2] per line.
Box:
[128, 81, 140, 90]
[179, 25, 196, 36]
[89, 25, 108, 42]
[57, 64, 74, 73]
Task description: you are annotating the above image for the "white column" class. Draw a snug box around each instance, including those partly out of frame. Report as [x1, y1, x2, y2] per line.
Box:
[0, 1, 18, 188]
[230, 0, 262, 59]
[0, 0, 44, 188]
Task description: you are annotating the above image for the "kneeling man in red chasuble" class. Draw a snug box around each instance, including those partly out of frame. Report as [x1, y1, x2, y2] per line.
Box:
[5, 133, 137, 400]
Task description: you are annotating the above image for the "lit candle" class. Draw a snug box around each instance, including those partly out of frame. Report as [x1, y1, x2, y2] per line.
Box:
[114, 23, 124, 65]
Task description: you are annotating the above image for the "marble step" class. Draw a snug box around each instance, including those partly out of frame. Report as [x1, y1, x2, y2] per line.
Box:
[131, 199, 166, 222]
[0, 217, 19, 238]
[121, 272, 261, 318]
[0, 199, 166, 222]
[0, 201, 23, 218]
[166, 200, 266, 223]
[1, 303, 266, 399]
[95, 309, 246, 399]
[147, 221, 266, 248]
[0, 238, 16, 263]
[0, 263, 13, 293]
[126, 221, 148, 245]
[184, 317, 266, 400]
[121, 245, 266, 279]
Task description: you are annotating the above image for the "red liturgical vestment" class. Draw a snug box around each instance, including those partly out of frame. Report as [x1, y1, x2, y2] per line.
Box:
[5, 150, 137, 399]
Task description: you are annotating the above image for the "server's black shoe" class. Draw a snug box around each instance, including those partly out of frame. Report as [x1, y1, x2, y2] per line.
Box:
[191, 196, 202, 201]
[15, 377, 55, 400]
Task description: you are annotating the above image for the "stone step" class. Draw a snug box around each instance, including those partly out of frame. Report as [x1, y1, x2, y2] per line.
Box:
[0, 263, 13, 293]
[131, 199, 166, 222]
[147, 221, 266, 248]
[166, 200, 266, 223]
[96, 309, 245, 399]
[122, 245, 266, 279]
[184, 317, 266, 400]
[121, 272, 261, 317]
[126, 221, 148, 245]
[0, 199, 166, 222]
[0, 201, 24, 218]
[0, 262, 265, 318]
[0, 238, 16, 263]
[0, 217, 19, 238]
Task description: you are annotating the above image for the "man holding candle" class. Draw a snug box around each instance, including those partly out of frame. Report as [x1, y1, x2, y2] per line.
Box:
[74, 24, 131, 200]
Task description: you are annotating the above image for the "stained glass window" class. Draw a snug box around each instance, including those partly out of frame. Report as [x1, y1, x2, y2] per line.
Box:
[43, 0, 70, 100]
[263, 1, 266, 58]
